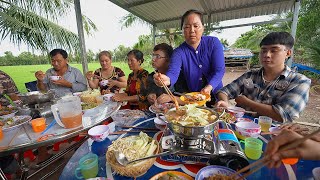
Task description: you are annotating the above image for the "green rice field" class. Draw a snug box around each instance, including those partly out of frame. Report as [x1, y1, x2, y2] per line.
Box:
[0, 62, 153, 93]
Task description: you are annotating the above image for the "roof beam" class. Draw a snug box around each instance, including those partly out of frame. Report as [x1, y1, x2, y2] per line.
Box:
[154, 0, 292, 24]
[109, 0, 155, 26]
[126, 0, 159, 8]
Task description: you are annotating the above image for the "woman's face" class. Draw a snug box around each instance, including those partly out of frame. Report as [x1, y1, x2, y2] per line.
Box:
[182, 13, 204, 46]
[152, 50, 169, 70]
[99, 55, 112, 70]
[127, 54, 141, 71]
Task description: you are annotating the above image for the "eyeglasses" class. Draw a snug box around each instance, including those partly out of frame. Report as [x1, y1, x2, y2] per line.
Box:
[151, 54, 166, 60]
[260, 48, 288, 54]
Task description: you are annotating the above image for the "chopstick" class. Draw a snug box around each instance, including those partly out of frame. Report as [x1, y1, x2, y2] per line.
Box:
[120, 126, 159, 131]
[157, 72, 179, 109]
[232, 128, 320, 179]
[110, 130, 159, 135]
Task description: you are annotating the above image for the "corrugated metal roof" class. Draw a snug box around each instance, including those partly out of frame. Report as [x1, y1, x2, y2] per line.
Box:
[109, 0, 295, 30]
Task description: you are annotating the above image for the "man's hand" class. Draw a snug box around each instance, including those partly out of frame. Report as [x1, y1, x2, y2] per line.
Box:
[51, 77, 72, 88]
[235, 95, 250, 107]
[153, 73, 170, 87]
[215, 100, 229, 108]
[35, 71, 45, 81]
[279, 123, 309, 135]
[201, 85, 213, 95]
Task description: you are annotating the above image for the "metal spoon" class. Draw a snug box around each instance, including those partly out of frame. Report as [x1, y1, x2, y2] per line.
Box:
[115, 150, 177, 166]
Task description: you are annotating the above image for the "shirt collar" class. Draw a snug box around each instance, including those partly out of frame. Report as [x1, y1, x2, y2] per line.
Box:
[183, 36, 203, 52]
[260, 65, 291, 80]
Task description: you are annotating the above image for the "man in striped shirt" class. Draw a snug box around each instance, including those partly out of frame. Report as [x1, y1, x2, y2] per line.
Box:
[216, 32, 311, 123]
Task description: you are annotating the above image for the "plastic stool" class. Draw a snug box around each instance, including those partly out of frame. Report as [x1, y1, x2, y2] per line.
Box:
[23, 150, 36, 161]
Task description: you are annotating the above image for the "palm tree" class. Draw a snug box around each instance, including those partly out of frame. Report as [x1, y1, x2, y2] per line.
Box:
[0, 0, 97, 52]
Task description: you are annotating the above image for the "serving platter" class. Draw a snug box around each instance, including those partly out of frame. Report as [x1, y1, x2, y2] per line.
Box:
[0, 115, 32, 131]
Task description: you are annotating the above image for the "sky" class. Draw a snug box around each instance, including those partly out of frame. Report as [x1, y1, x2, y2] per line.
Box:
[0, 0, 273, 55]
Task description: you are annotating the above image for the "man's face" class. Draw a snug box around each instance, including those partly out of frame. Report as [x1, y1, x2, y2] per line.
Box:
[182, 13, 204, 46]
[51, 53, 68, 71]
[259, 44, 291, 69]
[151, 50, 168, 70]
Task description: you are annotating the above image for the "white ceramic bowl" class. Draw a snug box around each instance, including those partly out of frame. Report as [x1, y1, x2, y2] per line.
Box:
[228, 106, 245, 118]
[195, 165, 246, 180]
[313, 167, 320, 180]
[50, 76, 61, 81]
[154, 116, 167, 130]
[103, 93, 114, 101]
[235, 121, 261, 138]
[88, 125, 110, 142]
[99, 80, 109, 86]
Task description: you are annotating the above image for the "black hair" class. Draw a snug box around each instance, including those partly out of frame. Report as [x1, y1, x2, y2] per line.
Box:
[153, 43, 173, 59]
[49, 49, 68, 59]
[127, 49, 144, 64]
[180, 9, 204, 30]
[260, 32, 294, 49]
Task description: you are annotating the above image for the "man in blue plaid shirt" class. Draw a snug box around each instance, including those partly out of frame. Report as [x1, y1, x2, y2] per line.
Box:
[216, 32, 311, 123]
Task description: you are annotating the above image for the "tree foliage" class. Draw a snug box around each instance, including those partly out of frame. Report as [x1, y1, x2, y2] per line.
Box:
[0, 0, 97, 53]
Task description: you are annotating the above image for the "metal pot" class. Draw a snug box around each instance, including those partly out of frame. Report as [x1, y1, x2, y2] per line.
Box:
[163, 107, 219, 139]
[18, 90, 55, 105]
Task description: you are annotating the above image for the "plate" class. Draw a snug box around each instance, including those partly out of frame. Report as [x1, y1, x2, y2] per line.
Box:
[0, 106, 18, 119]
[150, 171, 193, 180]
[180, 92, 210, 106]
[0, 115, 32, 131]
[149, 103, 175, 114]
[195, 165, 246, 180]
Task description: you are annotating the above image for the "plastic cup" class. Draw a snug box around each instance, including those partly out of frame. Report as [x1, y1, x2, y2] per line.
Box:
[282, 158, 298, 165]
[31, 118, 46, 133]
[255, 116, 272, 132]
[244, 137, 263, 160]
[75, 153, 98, 179]
[313, 167, 320, 180]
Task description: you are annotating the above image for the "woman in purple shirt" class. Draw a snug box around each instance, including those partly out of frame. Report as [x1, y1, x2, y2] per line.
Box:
[154, 9, 225, 100]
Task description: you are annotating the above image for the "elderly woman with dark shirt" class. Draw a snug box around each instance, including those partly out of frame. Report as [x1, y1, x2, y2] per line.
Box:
[112, 50, 149, 109]
[154, 9, 225, 102]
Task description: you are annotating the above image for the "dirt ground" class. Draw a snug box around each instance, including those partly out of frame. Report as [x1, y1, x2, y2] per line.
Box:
[223, 67, 320, 129]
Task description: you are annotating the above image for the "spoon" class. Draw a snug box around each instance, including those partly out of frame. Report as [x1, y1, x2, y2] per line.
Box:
[115, 150, 177, 166]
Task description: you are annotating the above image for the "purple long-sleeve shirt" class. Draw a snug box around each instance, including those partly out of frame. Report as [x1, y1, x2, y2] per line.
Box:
[166, 36, 225, 93]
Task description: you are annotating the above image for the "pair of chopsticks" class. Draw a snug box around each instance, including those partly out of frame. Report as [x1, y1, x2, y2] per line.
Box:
[120, 126, 158, 131]
[232, 128, 320, 179]
[157, 72, 179, 110]
[110, 130, 158, 135]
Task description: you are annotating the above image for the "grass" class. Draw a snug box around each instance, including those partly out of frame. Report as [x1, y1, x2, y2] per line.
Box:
[0, 62, 153, 93]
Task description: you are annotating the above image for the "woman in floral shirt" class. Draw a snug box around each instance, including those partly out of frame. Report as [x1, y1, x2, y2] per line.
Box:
[112, 50, 149, 109]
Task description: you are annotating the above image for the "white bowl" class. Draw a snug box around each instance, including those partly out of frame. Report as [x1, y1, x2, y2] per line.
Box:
[195, 165, 246, 180]
[73, 92, 83, 97]
[103, 93, 114, 101]
[154, 116, 167, 130]
[235, 121, 261, 138]
[99, 80, 109, 86]
[88, 125, 110, 142]
[50, 76, 61, 81]
[313, 167, 320, 180]
[228, 106, 245, 118]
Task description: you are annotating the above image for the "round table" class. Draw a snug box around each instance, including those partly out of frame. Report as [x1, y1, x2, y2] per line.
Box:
[60, 117, 320, 180]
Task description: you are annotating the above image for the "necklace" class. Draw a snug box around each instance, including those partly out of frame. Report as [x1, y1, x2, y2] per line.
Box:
[262, 70, 271, 83]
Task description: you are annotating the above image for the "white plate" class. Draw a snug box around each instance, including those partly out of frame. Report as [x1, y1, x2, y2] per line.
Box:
[1, 115, 32, 131]
[154, 116, 167, 125]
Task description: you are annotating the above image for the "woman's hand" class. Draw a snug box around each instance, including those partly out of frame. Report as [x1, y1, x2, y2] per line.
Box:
[201, 85, 213, 95]
[107, 79, 117, 89]
[85, 71, 94, 80]
[112, 93, 128, 102]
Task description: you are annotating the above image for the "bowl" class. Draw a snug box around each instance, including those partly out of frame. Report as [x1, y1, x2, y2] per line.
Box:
[313, 167, 320, 180]
[154, 116, 167, 130]
[73, 92, 83, 97]
[235, 121, 261, 139]
[50, 76, 61, 81]
[102, 93, 114, 101]
[195, 165, 246, 180]
[180, 92, 210, 106]
[99, 80, 109, 86]
[228, 106, 245, 118]
[150, 171, 193, 180]
[88, 125, 110, 142]
[111, 109, 146, 126]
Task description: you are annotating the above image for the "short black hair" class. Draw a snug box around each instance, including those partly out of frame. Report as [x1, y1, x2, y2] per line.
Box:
[180, 9, 204, 30]
[127, 49, 144, 64]
[260, 32, 294, 49]
[49, 49, 68, 59]
[153, 43, 173, 58]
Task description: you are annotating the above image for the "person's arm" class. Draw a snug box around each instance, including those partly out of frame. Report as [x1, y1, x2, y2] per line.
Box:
[86, 71, 99, 89]
[166, 50, 183, 87]
[205, 37, 225, 93]
[272, 76, 311, 123]
[265, 129, 320, 168]
[215, 92, 230, 108]
[235, 95, 283, 122]
[71, 69, 88, 92]
[114, 76, 127, 88]
[35, 70, 48, 92]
